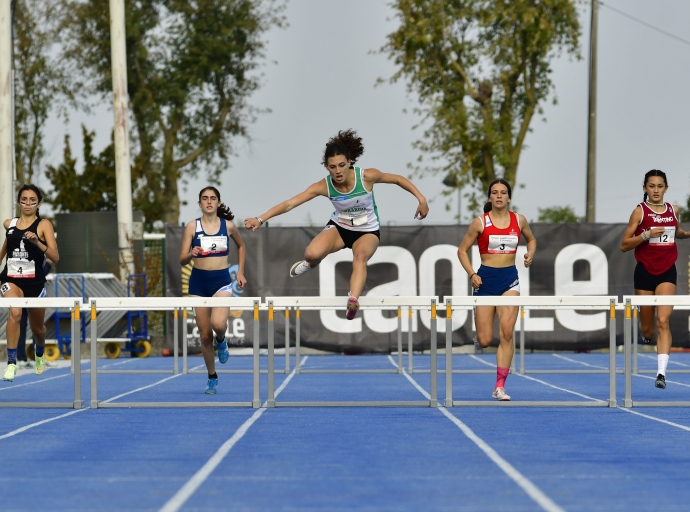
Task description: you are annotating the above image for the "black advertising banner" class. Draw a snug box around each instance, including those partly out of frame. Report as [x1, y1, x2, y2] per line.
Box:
[166, 223, 690, 352]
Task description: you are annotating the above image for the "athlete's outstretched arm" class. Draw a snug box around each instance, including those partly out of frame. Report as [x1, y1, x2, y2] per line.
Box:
[363, 169, 429, 219]
[227, 221, 247, 288]
[673, 205, 690, 239]
[519, 215, 537, 268]
[244, 180, 328, 231]
[458, 218, 483, 290]
[179, 221, 201, 266]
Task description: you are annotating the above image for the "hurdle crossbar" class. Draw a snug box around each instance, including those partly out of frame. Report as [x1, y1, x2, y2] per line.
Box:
[623, 295, 690, 407]
[88, 297, 262, 408]
[265, 296, 439, 407]
[0, 298, 83, 409]
[443, 296, 618, 407]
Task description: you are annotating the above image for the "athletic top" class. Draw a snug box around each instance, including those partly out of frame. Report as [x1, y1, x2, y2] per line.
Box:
[327, 167, 380, 232]
[0, 217, 48, 284]
[192, 218, 229, 258]
[477, 211, 521, 255]
[635, 202, 678, 275]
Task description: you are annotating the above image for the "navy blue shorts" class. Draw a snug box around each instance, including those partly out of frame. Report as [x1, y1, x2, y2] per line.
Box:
[188, 267, 232, 297]
[473, 265, 520, 296]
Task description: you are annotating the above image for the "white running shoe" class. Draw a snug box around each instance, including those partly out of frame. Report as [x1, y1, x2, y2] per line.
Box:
[3, 364, 17, 382]
[473, 336, 482, 353]
[17, 360, 33, 369]
[492, 387, 511, 401]
[289, 260, 312, 278]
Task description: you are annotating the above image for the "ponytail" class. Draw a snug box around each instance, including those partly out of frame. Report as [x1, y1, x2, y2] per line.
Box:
[485, 178, 512, 212]
[483, 201, 492, 213]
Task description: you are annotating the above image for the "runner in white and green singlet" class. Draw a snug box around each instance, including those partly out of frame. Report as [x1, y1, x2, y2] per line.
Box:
[244, 129, 429, 320]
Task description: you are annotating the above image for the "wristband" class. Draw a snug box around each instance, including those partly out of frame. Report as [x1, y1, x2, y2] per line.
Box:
[470, 273, 477, 279]
[641, 230, 649, 242]
[256, 217, 264, 226]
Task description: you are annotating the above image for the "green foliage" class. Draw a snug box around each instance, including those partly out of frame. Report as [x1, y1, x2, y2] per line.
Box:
[678, 197, 690, 223]
[537, 205, 583, 223]
[381, 0, 581, 210]
[45, 126, 119, 212]
[59, 0, 285, 225]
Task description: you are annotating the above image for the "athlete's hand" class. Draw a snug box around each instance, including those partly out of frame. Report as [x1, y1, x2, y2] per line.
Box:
[235, 272, 247, 289]
[190, 247, 203, 258]
[649, 227, 666, 238]
[523, 251, 534, 268]
[470, 274, 482, 290]
[414, 200, 429, 220]
[244, 218, 261, 231]
[23, 231, 39, 245]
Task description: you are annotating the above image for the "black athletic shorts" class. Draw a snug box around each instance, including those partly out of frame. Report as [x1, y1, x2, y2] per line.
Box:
[0, 280, 47, 298]
[634, 262, 677, 292]
[325, 220, 380, 249]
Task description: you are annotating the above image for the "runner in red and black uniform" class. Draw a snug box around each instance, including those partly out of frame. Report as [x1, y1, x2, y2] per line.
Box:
[621, 170, 690, 389]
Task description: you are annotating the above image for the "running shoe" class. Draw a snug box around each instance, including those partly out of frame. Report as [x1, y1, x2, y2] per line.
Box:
[473, 335, 482, 353]
[45, 360, 58, 368]
[217, 339, 229, 364]
[289, 260, 312, 278]
[492, 387, 511, 401]
[17, 360, 33, 369]
[655, 374, 666, 389]
[346, 296, 360, 320]
[3, 364, 17, 382]
[35, 355, 46, 375]
[205, 377, 219, 394]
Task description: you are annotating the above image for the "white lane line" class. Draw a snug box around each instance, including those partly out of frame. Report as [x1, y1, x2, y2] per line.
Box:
[640, 353, 690, 368]
[551, 353, 606, 369]
[387, 356, 564, 512]
[617, 408, 690, 432]
[0, 358, 138, 392]
[159, 356, 309, 512]
[101, 363, 206, 403]
[634, 374, 690, 389]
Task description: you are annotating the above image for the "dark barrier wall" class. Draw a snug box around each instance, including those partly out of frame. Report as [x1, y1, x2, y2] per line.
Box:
[166, 223, 690, 352]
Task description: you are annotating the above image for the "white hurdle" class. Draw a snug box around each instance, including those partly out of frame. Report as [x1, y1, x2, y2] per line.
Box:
[0, 297, 84, 409]
[444, 296, 618, 407]
[88, 297, 262, 408]
[264, 296, 439, 407]
[623, 295, 690, 407]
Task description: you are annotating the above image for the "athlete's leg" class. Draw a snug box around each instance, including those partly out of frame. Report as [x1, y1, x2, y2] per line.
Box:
[653, 282, 675, 383]
[635, 289, 655, 341]
[27, 307, 47, 351]
[210, 291, 231, 339]
[2, 283, 25, 350]
[349, 234, 380, 298]
[495, 291, 519, 369]
[303, 226, 346, 268]
[474, 306, 496, 348]
[193, 306, 215, 375]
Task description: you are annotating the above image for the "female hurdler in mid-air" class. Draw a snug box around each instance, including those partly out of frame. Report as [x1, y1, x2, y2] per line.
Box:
[244, 129, 429, 319]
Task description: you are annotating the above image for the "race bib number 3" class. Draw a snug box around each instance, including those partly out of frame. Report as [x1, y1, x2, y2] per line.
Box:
[487, 235, 519, 254]
[199, 236, 228, 255]
[649, 227, 676, 246]
[7, 258, 35, 278]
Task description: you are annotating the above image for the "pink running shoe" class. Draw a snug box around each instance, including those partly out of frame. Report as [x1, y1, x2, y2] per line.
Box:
[346, 296, 360, 320]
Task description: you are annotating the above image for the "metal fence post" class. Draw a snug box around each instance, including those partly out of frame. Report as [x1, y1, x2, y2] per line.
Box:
[252, 300, 260, 408]
[397, 307, 403, 373]
[173, 308, 179, 375]
[624, 298, 632, 408]
[267, 300, 275, 408]
[73, 301, 83, 409]
[89, 300, 98, 409]
[182, 309, 188, 374]
[295, 308, 301, 374]
[519, 307, 525, 374]
[445, 299, 452, 407]
[285, 308, 290, 374]
[407, 307, 413, 373]
[633, 306, 638, 374]
[609, 299, 617, 407]
[430, 299, 438, 407]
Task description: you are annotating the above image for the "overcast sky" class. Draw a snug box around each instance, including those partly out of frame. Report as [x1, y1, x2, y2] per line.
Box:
[41, 0, 690, 227]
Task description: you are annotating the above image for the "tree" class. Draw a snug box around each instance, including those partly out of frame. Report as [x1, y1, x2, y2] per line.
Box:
[45, 126, 119, 212]
[12, 0, 73, 185]
[537, 205, 583, 223]
[59, 0, 285, 226]
[381, 0, 580, 210]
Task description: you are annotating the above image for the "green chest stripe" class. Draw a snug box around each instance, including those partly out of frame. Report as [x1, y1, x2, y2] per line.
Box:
[327, 167, 369, 198]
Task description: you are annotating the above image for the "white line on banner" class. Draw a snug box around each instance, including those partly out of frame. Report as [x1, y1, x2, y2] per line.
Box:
[159, 356, 309, 512]
[387, 356, 564, 512]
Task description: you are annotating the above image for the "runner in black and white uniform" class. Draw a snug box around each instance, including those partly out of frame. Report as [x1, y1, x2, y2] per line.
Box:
[180, 187, 247, 394]
[244, 129, 429, 319]
[1, 185, 59, 382]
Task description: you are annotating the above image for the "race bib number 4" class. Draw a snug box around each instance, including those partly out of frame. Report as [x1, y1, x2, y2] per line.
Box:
[487, 235, 519, 254]
[649, 227, 676, 246]
[7, 258, 35, 278]
[199, 236, 228, 255]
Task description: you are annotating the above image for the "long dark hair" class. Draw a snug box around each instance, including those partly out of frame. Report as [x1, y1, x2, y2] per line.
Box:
[322, 129, 364, 166]
[16, 184, 44, 218]
[643, 170, 667, 203]
[198, 186, 234, 221]
[483, 179, 512, 213]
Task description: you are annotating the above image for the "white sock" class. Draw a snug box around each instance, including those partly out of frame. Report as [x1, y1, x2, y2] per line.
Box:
[658, 354, 669, 376]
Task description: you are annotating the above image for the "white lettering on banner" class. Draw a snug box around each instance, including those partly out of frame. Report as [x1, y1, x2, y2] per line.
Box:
[554, 243, 608, 331]
[363, 247, 417, 333]
[233, 318, 245, 338]
[319, 249, 362, 333]
[419, 244, 467, 331]
[471, 246, 554, 332]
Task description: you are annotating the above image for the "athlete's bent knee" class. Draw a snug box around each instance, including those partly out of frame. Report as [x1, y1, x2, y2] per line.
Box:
[657, 317, 670, 332]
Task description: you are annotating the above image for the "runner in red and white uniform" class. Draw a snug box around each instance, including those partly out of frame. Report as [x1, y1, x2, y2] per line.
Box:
[621, 170, 690, 389]
[457, 179, 537, 401]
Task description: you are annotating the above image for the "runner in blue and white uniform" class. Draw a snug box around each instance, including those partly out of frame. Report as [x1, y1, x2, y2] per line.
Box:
[1, 185, 59, 382]
[180, 187, 247, 394]
[244, 129, 428, 319]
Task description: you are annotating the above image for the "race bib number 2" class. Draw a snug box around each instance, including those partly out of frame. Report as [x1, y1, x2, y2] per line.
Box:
[649, 227, 675, 246]
[199, 236, 228, 255]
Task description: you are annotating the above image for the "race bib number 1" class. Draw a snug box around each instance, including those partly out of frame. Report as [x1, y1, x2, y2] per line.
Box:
[649, 227, 675, 246]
